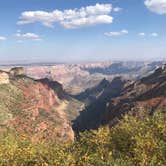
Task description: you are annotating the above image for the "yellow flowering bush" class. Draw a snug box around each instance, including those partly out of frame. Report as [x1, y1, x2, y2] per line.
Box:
[0, 112, 165, 165]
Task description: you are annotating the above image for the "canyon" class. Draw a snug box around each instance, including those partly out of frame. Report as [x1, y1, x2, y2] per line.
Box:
[0, 61, 165, 143]
[1, 61, 163, 95]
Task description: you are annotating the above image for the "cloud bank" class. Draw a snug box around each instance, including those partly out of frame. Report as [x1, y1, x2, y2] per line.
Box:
[144, 0, 166, 14]
[17, 3, 113, 29]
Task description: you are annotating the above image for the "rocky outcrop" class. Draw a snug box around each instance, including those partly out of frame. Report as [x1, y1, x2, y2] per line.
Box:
[10, 67, 25, 77]
[0, 67, 83, 143]
[0, 71, 9, 84]
[105, 65, 166, 124]
[37, 78, 64, 99]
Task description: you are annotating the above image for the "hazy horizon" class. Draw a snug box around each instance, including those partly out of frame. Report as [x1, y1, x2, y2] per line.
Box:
[0, 60, 166, 67]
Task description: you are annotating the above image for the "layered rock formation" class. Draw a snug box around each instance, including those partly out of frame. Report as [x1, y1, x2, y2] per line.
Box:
[72, 77, 128, 132]
[0, 67, 83, 143]
[0, 64, 165, 140]
[72, 65, 166, 132]
[0, 61, 164, 95]
[23, 61, 164, 95]
[105, 65, 166, 124]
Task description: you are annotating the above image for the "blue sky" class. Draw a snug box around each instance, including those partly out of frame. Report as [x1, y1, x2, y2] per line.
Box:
[0, 0, 166, 63]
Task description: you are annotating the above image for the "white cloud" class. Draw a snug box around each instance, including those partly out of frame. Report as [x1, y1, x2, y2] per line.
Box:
[113, 7, 122, 12]
[0, 36, 7, 41]
[16, 32, 39, 39]
[138, 32, 159, 37]
[17, 3, 113, 29]
[144, 0, 166, 14]
[104, 29, 128, 37]
[138, 32, 146, 36]
[16, 32, 42, 41]
[150, 32, 158, 37]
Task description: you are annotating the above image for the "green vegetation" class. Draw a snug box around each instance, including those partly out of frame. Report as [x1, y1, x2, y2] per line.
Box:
[0, 112, 165, 165]
[0, 84, 23, 106]
[0, 84, 24, 125]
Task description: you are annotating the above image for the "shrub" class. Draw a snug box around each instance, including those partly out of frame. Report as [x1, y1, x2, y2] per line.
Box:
[0, 112, 165, 165]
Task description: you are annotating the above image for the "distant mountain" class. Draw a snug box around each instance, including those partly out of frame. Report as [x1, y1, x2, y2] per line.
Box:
[83, 61, 163, 76]
[22, 61, 164, 95]
[0, 67, 83, 143]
